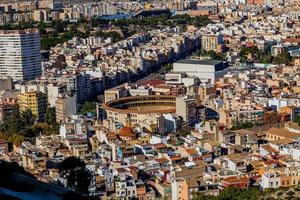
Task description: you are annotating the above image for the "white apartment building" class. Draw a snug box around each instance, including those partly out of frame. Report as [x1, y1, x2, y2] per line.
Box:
[0, 29, 42, 81]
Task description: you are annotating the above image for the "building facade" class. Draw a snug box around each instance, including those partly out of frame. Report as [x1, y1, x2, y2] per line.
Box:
[0, 29, 42, 81]
[18, 91, 47, 121]
[55, 94, 77, 123]
[176, 96, 197, 125]
[201, 34, 223, 52]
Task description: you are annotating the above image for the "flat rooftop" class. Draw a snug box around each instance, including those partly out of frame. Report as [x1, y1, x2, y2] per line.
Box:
[175, 59, 224, 66]
[0, 29, 39, 35]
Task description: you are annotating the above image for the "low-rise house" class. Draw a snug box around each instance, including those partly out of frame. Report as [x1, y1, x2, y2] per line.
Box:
[221, 175, 250, 189]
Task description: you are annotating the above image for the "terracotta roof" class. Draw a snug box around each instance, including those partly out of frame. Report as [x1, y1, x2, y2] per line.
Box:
[270, 138, 296, 145]
[245, 42, 255, 47]
[263, 159, 279, 166]
[153, 143, 167, 149]
[266, 128, 300, 139]
[170, 155, 184, 161]
[186, 149, 198, 155]
[222, 176, 249, 184]
[118, 126, 135, 137]
[128, 166, 138, 172]
[155, 157, 169, 163]
[116, 168, 127, 173]
[154, 84, 173, 89]
[139, 79, 165, 86]
[261, 144, 279, 154]
[284, 38, 300, 43]
[201, 154, 212, 159]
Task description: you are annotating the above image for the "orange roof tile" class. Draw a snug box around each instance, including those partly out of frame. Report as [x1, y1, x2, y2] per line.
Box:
[222, 176, 249, 184]
[153, 143, 167, 149]
[155, 157, 169, 163]
[170, 156, 184, 161]
[261, 145, 279, 154]
[266, 128, 300, 139]
[186, 149, 198, 155]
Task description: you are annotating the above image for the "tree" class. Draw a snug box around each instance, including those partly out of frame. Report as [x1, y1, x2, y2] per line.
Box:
[35, 122, 59, 135]
[273, 50, 291, 65]
[160, 63, 173, 74]
[58, 156, 86, 172]
[295, 116, 300, 125]
[51, 54, 67, 70]
[79, 102, 96, 115]
[230, 120, 254, 130]
[0, 160, 34, 190]
[176, 125, 191, 137]
[1, 110, 25, 134]
[259, 54, 274, 64]
[45, 107, 56, 125]
[0, 133, 25, 145]
[59, 157, 92, 195]
[192, 187, 262, 200]
[95, 31, 122, 43]
[21, 109, 36, 127]
[68, 168, 92, 194]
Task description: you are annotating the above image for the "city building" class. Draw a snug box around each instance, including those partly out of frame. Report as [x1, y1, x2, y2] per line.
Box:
[0, 76, 13, 90]
[173, 59, 229, 82]
[55, 94, 77, 123]
[176, 96, 197, 125]
[0, 29, 42, 81]
[18, 91, 47, 121]
[201, 34, 223, 52]
[0, 98, 18, 122]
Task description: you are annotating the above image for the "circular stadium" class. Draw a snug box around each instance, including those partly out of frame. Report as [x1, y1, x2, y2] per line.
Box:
[103, 95, 176, 115]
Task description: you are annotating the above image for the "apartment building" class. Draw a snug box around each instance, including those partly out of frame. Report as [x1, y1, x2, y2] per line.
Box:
[55, 94, 77, 123]
[176, 96, 197, 125]
[0, 29, 42, 81]
[18, 91, 47, 121]
[201, 34, 223, 52]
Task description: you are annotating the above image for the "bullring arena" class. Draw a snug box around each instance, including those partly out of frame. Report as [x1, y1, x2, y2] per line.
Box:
[102, 95, 176, 123]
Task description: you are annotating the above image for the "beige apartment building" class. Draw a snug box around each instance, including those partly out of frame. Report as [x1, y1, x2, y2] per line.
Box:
[55, 95, 77, 123]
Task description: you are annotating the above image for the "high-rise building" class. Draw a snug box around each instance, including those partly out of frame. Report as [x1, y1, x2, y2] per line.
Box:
[0, 29, 42, 82]
[18, 91, 47, 121]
